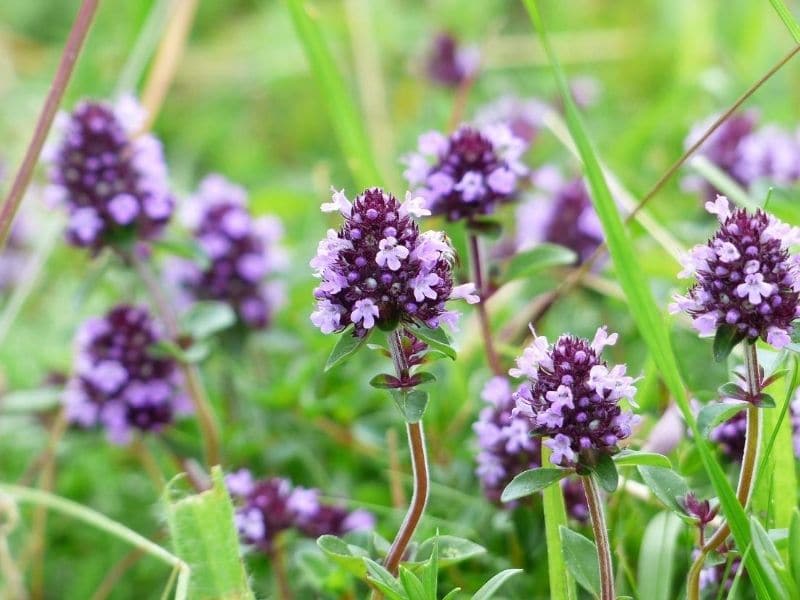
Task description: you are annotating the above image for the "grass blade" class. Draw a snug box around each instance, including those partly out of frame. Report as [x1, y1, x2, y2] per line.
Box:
[285, 0, 382, 188]
[769, 0, 800, 42]
[541, 445, 577, 600]
[637, 512, 683, 600]
[520, 2, 775, 596]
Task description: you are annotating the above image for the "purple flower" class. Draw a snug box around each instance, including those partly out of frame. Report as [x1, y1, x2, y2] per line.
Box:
[510, 327, 639, 468]
[46, 96, 174, 251]
[425, 32, 479, 87]
[473, 376, 589, 522]
[475, 95, 549, 144]
[226, 469, 374, 553]
[63, 305, 189, 444]
[311, 187, 472, 337]
[698, 550, 742, 596]
[172, 174, 285, 329]
[517, 171, 603, 263]
[672, 195, 800, 347]
[403, 125, 527, 222]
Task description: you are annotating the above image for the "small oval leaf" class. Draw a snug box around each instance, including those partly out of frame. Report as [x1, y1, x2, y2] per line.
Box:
[501, 468, 570, 502]
[697, 401, 749, 438]
[560, 526, 601, 598]
[411, 325, 456, 361]
[613, 450, 671, 470]
[325, 328, 370, 371]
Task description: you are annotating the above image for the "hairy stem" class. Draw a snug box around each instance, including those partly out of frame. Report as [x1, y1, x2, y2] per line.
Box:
[687, 344, 761, 600]
[128, 252, 221, 468]
[383, 330, 430, 575]
[468, 233, 502, 375]
[582, 475, 614, 600]
[0, 0, 101, 250]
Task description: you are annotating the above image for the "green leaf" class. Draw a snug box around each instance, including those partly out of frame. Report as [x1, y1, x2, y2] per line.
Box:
[590, 453, 619, 493]
[519, 4, 772, 594]
[411, 371, 436, 386]
[421, 536, 438, 599]
[759, 393, 777, 408]
[501, 468, 570, 503]
[637, 512, 683, 600]
[697, 401, 748, 438]
[560, 526, 601, 598]
[369, 373, 401, 389]
[768, 0, 800, 42]
[472, 569, 524, 600]
[364, 559, 405, 600]
[713, 324, 745, 363]
[790, 510, 800, 585]
[392, 389, 430, 423]
[179, 301, 236, 340]
[718, 381, 748, 400]
[163, 467, 255, 600]
[504, 243, 577, 283]
[750, 517, 797, 597]
[317, 534, 369, 578]
[410, 325, 456, 361]
[541, 446, 577, 600]
[285, 0, 381, 188]
[413, 535, 485, 567]
[441, 590, 461, 600]
[399, 566, 426, 600]
[637, 466, 690, 515]
[325, 328, 370, 372]
[612, 450, 671, 470]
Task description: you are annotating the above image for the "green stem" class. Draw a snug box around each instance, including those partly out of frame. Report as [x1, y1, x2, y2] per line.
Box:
[581, 475, 614, 600]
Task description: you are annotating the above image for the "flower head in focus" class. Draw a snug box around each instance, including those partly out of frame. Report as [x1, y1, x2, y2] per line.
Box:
[672, 195, 800, 348]
[510, 326, 639, 468]
[403, 125, 527, 222]
[63, 305, 190, 444]
[172, 174, 285, 329]
[46, 96, 174, 251]
[311, 187, 476, 337]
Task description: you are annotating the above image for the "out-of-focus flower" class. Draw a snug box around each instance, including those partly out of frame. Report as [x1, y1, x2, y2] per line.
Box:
[684, 493, 718, 527]
[516, 169, 603, 263]
[510, 327, 639, 468]
[45, 96, 174, 251]
[473, 376, 589, 521]
[672, 195, 800, 348]
[225, 469, 374, 553]
[0, 215, 31, 293]
[475, 95, 549, 145]
[425, 32, 479, 87]
[311, 187, 475, 337]
[403, 125, 527, 222]
[171, 174, 285, 329]
[698, 550, 742, 597]
[63, 305, 190, 444]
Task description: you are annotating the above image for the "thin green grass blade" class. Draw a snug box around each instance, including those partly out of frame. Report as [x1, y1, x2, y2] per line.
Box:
[520, 2, 774, 596]
[769, 0, 800, 42]
[541, 445, 577, 600]
[285, 0, 382, 188]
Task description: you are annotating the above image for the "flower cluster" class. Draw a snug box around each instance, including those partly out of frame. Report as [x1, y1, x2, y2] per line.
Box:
[171, 175, 285, 329]
[425, 32, 479, 87]
[475, 95, 549, 144]
[63, 305, 189, 444]
[511, 327, 639, 467]
[474, 376, 589, 521]
[684, 111, 800, 199]
[517, 169, 603, 263]
[672, 196, 800, 347]
[403, 125, 527, 222]
[226, 469, 374, 553]
[46, 96, 174, 250]
[310, 187, 478, 337]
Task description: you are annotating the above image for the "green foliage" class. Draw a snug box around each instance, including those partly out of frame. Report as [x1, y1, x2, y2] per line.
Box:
[637, 512, 683, 600]
[502, 244, 577, 283]
[500, 468, 570, 503]
[559, 526, 600, 599]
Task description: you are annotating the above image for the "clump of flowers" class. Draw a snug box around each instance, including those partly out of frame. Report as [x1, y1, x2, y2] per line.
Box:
[684, 111, 800, 199]
[310, 187, 478, 337]
[225, 469, 374, 553]
[403, 125, 527, 222]
[475, 95, 549, 144]
[510, 327, 639, 467]
[172, 174, 285, 329]
[672, 195, 800, 348]
[63, 305, 190, 444]
[517, 169, 603, 263]
[45, 96, 174, 250]
[474, 376, 589, 520]
[425, 32, 479, 87]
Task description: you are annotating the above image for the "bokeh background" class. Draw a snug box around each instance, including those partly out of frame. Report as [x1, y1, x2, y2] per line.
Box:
[2, 0, 800, 597]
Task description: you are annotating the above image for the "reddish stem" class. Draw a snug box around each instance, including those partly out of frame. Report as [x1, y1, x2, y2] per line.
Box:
[468, 233, 503, 375]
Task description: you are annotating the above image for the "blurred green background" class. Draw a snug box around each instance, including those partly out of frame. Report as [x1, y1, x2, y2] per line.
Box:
[2, 0, 800, 597]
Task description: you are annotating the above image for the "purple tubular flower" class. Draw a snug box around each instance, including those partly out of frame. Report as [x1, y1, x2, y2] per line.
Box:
[510, 327, 639, 468]
[63, 305, 189, 444]
[699, 552, 743, 596]
[46, 96, 174, 251]
[311, 187, 475, 337]
[475, 95, 548, 145]
[425, 32, 479, 87]
[225, 469, 374, 553]
[173, 175, 285, 329]
[517, 172, 603, 263]
[672, 195, 800, 347]
[403, 125, 528, 222]
[473, 377, 590, 521]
